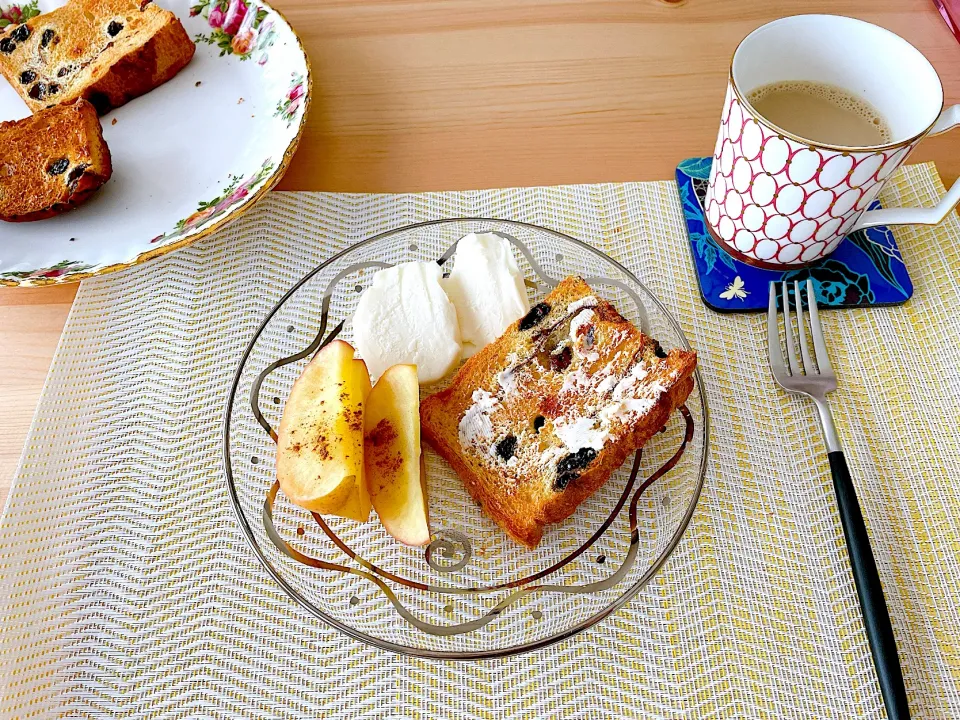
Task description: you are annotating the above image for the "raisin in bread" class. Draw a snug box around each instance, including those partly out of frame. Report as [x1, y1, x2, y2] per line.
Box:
[0, 0, 194, 115]
[0, 98, 112, 221]
[420, 276, 697, 548]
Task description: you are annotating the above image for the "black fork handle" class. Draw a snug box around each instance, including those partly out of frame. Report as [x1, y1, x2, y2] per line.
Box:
[829, 451, 910, 719]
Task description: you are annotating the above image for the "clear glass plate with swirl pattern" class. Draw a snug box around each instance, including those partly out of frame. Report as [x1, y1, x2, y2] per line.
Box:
[223, 218, 709, 658]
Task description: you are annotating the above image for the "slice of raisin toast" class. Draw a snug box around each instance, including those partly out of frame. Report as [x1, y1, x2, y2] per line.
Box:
[0, 98, 112, 221]
[420, 276, 697, 548]
[0, 0, 194, 115]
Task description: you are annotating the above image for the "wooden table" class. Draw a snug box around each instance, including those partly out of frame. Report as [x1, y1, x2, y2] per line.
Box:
[2, 0, 958, 505]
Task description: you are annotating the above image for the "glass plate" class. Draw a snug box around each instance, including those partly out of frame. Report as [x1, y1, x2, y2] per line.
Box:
[223, 218, 709, 658]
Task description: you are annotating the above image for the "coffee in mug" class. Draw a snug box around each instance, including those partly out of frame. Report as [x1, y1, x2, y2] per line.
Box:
[747, 81, 891, 147]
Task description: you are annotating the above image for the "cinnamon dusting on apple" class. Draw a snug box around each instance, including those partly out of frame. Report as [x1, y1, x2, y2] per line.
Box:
[368, 418, 397, 447]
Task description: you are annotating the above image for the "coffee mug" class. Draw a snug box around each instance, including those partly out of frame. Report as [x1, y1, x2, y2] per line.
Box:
[705, 14, 960, 268]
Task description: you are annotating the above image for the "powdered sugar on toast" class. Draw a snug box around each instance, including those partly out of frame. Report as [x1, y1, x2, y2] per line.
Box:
[456, 288, 682, 482]
[566, 296, 598, 314]
[569, 309, 595, 342]
[420, 275, 697, 548]
[458, 389, 499, 449]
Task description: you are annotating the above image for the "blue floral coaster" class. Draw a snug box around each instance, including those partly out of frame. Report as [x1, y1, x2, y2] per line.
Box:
[676, 157, 913, 312]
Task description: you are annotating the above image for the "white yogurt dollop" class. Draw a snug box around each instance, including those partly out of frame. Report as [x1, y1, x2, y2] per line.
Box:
[352, 261, 462, 383]
[443, 232, 529, 357]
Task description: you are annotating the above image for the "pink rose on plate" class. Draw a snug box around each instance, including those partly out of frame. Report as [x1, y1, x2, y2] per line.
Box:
[229, 185, 250, 204]
[30, 267, 68, 278]
[230, 28, 255, 55]
[207, 3, 225, 28]
[283, 96, 302, 118]
[2, 7, 23, 24]
[222, 0, 247, 35]
[211, 184, 249, 214]
[212, 191, 243, 215]
[288, 83, 304, 102]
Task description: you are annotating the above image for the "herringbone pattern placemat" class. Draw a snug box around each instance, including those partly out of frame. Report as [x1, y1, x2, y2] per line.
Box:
[1, 164, 958, 718]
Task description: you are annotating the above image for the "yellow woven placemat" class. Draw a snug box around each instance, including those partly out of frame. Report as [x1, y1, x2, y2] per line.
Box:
[1, 163, 957, 718]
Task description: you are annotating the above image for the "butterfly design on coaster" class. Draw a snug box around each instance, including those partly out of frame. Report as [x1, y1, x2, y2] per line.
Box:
[719, 275, 748, 301]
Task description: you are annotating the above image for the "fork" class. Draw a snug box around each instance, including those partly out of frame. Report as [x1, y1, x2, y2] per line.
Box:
[768, 279, 910, 720]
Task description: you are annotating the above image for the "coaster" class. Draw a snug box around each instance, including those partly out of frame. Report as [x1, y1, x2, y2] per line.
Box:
[675, 157, 914, 312]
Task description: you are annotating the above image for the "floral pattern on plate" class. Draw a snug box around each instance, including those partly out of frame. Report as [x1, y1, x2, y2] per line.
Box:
[0, 0, 38, 27]
[275, 73, 304, 125]
[0, 259, 94, 281]
[192, 0, 274, 62]
[151, 158, 275, 243]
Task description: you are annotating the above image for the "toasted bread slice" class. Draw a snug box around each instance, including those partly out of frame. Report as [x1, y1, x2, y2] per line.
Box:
[0, 0, 194, 115]
[0, 98, 112, 221]
[421, 276, 697, 548]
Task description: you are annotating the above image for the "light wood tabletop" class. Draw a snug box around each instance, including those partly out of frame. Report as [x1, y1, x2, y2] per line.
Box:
[2, 0, 959, 505]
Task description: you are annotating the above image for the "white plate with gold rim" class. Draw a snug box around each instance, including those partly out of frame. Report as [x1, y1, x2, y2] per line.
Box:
[0, 0, 308, 286]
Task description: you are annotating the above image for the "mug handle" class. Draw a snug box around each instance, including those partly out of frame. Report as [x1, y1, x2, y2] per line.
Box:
[851, 103, 960, 232]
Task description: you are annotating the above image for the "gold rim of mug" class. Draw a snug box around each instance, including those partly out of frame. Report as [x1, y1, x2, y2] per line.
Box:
[727, 18, 944, 153]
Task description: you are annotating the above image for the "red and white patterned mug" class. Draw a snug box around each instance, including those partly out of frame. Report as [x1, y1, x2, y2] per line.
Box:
[705, 15, 960, 268]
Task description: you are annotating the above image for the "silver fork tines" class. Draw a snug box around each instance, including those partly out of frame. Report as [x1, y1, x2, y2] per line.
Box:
[767, 278, 839, 451]
[794, 281, 814, 374]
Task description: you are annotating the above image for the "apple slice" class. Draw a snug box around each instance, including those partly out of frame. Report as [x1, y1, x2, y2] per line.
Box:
[363, 364, 431, 546]
[276, 339, 372, 522]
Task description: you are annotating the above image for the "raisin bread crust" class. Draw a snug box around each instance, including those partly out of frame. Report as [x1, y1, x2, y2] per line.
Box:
[421, 276, 697, 548]
[0, 0, 195, 115]
[0, 98, 112, 222]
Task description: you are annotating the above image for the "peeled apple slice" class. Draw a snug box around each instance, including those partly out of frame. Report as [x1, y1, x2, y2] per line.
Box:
[276, 339, 372, 522]
[363, 364, 430, 546]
